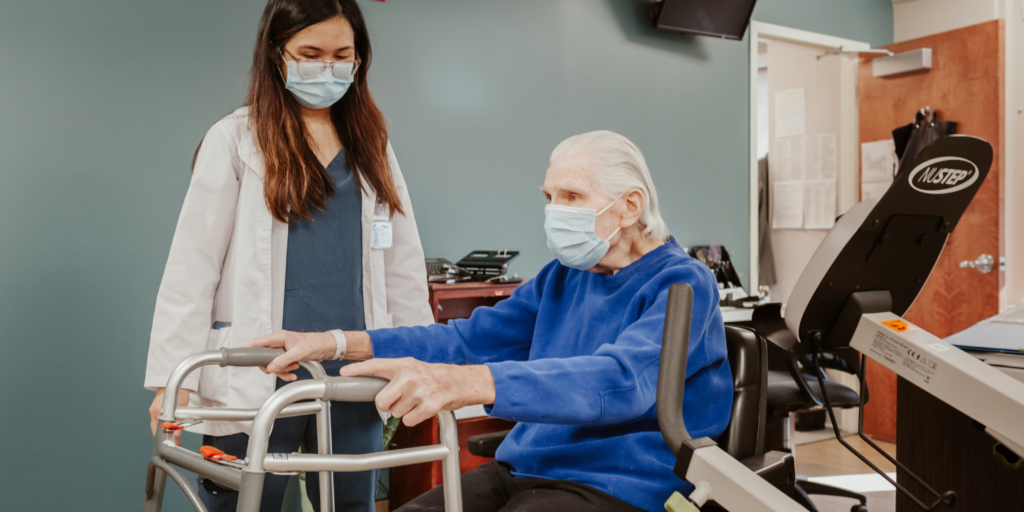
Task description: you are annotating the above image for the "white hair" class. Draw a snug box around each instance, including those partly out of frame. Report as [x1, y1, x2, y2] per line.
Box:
[550, 130, 670, 241]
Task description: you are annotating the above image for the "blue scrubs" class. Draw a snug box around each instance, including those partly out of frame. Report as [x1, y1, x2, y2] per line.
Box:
[199, 151, 380, 512]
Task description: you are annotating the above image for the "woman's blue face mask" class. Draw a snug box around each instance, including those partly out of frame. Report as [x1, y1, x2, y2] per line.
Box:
[283, 60, 355, 110]
[544, 196, 622, 270]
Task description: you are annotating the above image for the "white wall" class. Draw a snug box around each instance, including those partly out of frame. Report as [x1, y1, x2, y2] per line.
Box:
[893, 0, 1002, 42]
[1005, 1, 1024, 308]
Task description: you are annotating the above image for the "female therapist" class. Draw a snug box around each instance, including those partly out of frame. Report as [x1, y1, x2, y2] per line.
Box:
[144, 0, 434, 510]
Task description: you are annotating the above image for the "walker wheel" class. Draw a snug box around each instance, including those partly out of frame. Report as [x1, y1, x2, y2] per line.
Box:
[851, 505, 868, 512]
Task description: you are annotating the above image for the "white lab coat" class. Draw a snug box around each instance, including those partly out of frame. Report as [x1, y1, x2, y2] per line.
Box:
[144, 107, 434, 436]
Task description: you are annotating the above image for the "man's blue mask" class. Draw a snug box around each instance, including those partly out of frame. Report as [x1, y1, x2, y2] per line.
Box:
[544, 196, 622, 270]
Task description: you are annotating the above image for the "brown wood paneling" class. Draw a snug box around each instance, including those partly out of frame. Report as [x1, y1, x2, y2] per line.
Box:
[858, 20, 1004, 441]
[897, 377, 1024, 511]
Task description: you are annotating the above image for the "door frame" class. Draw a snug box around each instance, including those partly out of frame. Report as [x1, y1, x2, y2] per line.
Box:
[746, 21, 870, 290]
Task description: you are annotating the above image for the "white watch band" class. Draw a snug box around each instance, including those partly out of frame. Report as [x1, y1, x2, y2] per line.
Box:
[329, 329, 347, 360]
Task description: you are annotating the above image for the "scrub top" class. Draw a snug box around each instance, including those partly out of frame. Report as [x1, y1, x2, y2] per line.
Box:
[282, 150, 365, 334]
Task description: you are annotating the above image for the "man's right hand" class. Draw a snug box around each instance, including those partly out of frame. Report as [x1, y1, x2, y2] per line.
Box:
[150, 388, 190, 436]
[246, 329, 373, 381]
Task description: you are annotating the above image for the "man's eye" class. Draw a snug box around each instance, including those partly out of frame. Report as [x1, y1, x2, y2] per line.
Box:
[570, 195, 580, 201]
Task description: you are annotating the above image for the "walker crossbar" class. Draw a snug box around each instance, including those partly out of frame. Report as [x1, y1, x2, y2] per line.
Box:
[143, 347, 464, 512]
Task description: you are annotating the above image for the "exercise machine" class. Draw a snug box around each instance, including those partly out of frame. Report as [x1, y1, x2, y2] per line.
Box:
[754, 135, 1023, 510]
[660, 283, 807, 512]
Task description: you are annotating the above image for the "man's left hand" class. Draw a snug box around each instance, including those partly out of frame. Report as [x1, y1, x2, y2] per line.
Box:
[340, 358, 496, 427]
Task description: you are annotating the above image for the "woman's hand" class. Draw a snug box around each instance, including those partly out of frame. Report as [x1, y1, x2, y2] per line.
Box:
[246, 329, 373, 381]
[340, 358, 496, 427]
[150, 388, 190, 436]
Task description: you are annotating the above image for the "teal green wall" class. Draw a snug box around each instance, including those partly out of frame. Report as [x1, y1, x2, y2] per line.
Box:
[0, 1, 890, 510]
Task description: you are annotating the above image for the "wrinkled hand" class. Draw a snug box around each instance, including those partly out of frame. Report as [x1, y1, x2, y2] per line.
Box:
[246, 329, 336, 381]
[341, 358, 496, 427]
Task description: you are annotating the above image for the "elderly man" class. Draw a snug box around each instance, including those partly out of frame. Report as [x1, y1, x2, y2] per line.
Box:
[249, 130, 732, 512]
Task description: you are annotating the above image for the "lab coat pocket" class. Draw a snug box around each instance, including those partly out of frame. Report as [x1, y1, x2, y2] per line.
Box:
[197, 326, 232, 405]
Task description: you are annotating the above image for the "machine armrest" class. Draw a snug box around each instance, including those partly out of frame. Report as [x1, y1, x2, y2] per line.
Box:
[467, 430, 511, 458]
[741, 450, 797, 498]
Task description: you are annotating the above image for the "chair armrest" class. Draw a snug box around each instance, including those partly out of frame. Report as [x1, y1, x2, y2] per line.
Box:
[467, 430, 511, 458]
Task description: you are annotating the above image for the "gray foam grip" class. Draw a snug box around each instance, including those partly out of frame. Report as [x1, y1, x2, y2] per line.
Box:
[657, 283, 694, 453]
[220, 347, 285, 367]
[323, 376, 390, 402]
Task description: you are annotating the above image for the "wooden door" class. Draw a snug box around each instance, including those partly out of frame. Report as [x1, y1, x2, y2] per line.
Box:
[857, 20, 1004, 441]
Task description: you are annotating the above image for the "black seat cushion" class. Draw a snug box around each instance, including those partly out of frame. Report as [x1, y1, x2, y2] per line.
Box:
[767, 370, 860, 414]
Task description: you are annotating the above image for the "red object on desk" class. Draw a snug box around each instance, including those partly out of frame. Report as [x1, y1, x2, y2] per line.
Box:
[388, 281, 521, 510]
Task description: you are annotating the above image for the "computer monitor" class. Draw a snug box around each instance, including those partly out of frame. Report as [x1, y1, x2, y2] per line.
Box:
[654, 0, 758, 40]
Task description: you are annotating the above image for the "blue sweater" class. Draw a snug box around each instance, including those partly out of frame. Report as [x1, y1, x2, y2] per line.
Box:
[370, 239, 732, 511]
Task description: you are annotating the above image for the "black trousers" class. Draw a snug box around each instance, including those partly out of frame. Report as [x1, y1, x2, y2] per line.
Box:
[396, 461, 644, 512]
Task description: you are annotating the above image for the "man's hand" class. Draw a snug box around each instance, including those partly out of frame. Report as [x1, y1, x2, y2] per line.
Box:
[246, 330, 337, 381]
[247, 329, 375, 380]
[341, 358, 496, 427]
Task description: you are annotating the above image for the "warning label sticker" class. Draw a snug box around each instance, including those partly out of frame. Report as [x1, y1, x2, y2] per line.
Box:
[867, 329, 939, 385]
[881, 319, 917, 333]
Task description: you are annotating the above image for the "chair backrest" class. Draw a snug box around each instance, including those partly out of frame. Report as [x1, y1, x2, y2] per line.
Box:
[715, 326, 769, 460]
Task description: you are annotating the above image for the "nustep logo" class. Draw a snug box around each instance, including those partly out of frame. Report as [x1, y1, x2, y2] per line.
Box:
[907, 156, 979, 195]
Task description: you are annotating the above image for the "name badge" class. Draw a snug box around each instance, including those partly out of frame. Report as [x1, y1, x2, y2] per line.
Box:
[372, 201, 393, 249]
[372, 221, 393, 249]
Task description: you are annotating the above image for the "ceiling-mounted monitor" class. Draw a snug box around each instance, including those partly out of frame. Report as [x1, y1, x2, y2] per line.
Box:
[653, 0, 758, 41]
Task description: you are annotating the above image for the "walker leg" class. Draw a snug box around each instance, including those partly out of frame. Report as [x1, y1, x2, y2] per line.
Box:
[236, 471, 267, 512]
[437, 412, 463, 512]
[143, 463, 167, 512]
[316, 400, 335, 512]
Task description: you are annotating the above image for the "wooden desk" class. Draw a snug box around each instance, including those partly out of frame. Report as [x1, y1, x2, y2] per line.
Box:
[428, 281, 521, 324]
[895, 360, 1024, 511]
[389, 282, 520, 510]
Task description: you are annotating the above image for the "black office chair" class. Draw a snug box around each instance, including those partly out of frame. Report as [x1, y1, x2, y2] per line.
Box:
[467, 325, 797, 509]
[756, 304, 869, 512]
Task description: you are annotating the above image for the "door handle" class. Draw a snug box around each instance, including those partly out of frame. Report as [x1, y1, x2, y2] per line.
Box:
[959, 254, 994, 274]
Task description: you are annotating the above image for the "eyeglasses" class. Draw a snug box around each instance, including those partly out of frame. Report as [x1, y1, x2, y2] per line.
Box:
[283, 49, 359, 80]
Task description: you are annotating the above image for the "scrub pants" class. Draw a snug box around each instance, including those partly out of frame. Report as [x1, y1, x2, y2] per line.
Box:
[198, 361, 383, 512]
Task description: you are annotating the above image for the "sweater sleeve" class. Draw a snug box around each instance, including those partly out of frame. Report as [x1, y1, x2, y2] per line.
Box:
[485, 265, 720, 426]
[368, 269, 545, 364]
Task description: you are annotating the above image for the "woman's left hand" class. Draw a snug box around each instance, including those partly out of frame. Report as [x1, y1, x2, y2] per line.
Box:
[340, 358, 496, 427]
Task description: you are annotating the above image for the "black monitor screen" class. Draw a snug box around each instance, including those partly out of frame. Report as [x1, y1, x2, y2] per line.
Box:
[655, 0, 758, 40]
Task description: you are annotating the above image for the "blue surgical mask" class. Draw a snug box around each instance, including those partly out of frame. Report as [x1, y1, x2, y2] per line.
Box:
[283, 61, 354, 110]
[544, 196, 623, 270]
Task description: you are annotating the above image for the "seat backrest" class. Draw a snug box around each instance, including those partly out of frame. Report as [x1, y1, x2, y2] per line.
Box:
[715, 325, 768, 460]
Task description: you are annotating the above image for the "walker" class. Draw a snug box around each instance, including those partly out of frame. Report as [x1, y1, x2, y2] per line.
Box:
[143, 347, 463, 512]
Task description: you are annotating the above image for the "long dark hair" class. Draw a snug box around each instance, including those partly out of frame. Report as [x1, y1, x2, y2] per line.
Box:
[246, 0, 401, 223]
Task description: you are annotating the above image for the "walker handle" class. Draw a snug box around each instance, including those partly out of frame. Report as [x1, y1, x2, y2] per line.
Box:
[220, 347, 285, 367]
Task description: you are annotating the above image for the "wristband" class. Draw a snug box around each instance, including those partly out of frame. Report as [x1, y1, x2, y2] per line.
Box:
[329, 329, 347, 360]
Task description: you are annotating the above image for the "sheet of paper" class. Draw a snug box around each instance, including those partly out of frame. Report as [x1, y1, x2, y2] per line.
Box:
[774, 137, 805, 182]
[804, 135, 822, 180]
[817, 133, 837, 180]
[772, 182, 804, 229]
[774, 88, 806, 138]
[861, 139, 897, 184]
[861, 181, 891, 201]
[803, 179, 837, 230]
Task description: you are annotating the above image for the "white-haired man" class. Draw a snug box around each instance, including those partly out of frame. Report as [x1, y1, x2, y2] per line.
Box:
[249, 130, 732, 512]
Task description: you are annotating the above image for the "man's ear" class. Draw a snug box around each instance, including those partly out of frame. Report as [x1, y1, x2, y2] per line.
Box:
[621, 188, 645, 228]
